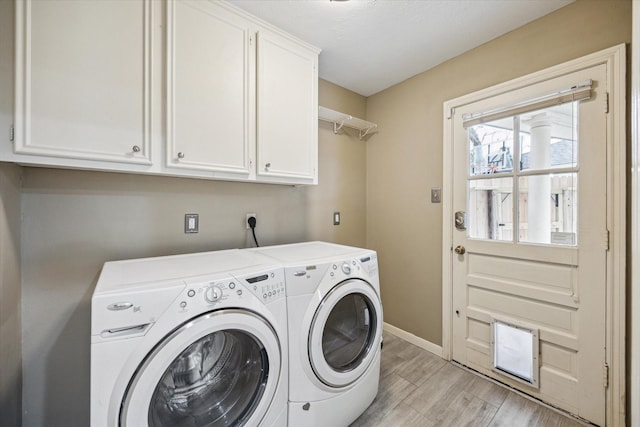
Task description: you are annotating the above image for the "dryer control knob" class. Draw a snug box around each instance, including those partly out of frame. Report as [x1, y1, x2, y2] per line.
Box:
[342, 263, 352, 275]
[205, 285, 223, 303]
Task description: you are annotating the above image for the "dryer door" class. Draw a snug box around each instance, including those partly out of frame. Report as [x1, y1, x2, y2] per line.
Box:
[308, 279, 383, 388]
[120, 309, 281, 427]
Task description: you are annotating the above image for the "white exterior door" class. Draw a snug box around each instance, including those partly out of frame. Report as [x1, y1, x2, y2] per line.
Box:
[450, 64, 608, 425]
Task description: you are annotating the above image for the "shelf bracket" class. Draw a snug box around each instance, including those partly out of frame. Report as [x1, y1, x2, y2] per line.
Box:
[333, 118, 349, 134]
[318, 106, 378, 141]
[359, 125, 377, 140]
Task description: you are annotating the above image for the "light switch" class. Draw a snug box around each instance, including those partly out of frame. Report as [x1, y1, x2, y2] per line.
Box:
[185, 214, 199, 233]
[431, 187, 442, 203]
[333, 212, 340, 225]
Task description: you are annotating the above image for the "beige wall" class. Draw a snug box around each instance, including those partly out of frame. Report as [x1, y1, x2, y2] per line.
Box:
[0, 0, 22, 425]
[307, 80, 368, 247]
[366, 0, 632, 345]
[18, 82, 366, 426]
[0, 163, 22, 427]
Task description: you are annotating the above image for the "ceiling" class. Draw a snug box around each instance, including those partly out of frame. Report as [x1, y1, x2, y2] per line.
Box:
[228, 0, 574, 97]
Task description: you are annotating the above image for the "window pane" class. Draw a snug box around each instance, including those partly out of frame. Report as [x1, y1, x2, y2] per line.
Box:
[468, 119, 514, 176]
[519, 102, 577, 172]
[518, 173, 577, 245]
[468, 177, 513, 241]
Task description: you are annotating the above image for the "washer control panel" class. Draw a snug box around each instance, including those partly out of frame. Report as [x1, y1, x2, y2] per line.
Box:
[243, 270, 286, 302]
[178, 277, 243, 311]
[204, 285, 223, 303]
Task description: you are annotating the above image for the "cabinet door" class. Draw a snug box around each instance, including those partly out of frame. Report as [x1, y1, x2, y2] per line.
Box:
[256, 30, 318, 184]
[14, 0, 152, 164]
[166, 0, 252, 177]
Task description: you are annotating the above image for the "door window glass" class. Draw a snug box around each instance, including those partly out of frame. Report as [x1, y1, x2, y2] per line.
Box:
[519, 173, 577, 245]
[466, 102, 578, 246]
[469, 120, 514, 176]
[148, 330, 268, 427]
[519, 104, 578, 172]
[322, 293, 376, 372]
[468, 177, 513, 241]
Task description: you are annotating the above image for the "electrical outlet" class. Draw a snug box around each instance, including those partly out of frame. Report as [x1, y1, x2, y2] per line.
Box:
[185, 214, 199, 233]
[246, 213, 257, 229]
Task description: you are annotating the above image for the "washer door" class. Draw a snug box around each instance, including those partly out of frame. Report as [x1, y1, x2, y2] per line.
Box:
[120, 309, 281, 427]
[308, 279, 382, 388]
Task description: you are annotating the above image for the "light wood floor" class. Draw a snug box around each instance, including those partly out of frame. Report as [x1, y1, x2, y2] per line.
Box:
[350, 331, 588, 427]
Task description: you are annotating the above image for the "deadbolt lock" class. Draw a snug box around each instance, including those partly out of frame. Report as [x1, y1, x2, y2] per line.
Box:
[454, 211, 467, 230]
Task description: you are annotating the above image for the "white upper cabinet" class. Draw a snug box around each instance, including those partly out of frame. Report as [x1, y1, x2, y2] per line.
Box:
[6, 0, 319, 185]
[166, 0, 253, 178]
[256, 30, 318, 184]
[13, 0, 153, 165]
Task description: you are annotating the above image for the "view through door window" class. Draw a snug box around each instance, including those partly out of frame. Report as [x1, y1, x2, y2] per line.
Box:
[467, 102, 578, 245]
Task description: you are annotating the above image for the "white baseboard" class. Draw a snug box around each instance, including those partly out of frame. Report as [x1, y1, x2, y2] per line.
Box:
[383, 322, 443, 358]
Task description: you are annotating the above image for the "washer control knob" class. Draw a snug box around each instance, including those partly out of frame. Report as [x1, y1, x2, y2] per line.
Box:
[205, 285, 223, 303]
[342, 263, 352, 275]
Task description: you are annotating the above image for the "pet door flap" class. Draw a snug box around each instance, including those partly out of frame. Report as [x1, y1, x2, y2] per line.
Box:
[491, 319, 539, 388]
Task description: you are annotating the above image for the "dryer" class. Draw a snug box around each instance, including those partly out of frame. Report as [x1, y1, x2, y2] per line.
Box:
[253, 242, 383, 427]
[90, 249, 288, 427]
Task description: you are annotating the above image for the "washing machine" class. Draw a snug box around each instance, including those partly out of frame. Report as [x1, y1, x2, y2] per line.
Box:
[90, 249, 288, 427]
[252, 242, 383, 427]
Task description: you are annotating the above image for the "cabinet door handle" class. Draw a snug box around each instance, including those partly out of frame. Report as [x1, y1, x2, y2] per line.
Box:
[132, 145, 141, 153]
[177, 152, 185, 159]
[265, 162, 271, 170]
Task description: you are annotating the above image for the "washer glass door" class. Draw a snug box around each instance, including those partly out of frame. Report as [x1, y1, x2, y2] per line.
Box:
[121, 309, 281, 427]
[309, 279, 382, 387]
[149, 329, 267, 426]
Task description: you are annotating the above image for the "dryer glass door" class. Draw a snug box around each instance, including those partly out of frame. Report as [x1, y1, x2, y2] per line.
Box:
[309, 279, 382, 388]
[121, 309, 281, 427]
[323, 293, 374, 371]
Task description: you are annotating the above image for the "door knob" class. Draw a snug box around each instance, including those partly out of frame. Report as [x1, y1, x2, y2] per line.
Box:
[454, 245, 466, 255]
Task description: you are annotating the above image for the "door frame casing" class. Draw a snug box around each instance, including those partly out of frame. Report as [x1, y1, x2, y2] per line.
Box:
[441, 44, 626, 426]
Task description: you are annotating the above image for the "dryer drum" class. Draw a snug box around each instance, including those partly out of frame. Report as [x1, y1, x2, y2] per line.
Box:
[321, 293, 377, 372]
[148, 330, 269, 426]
